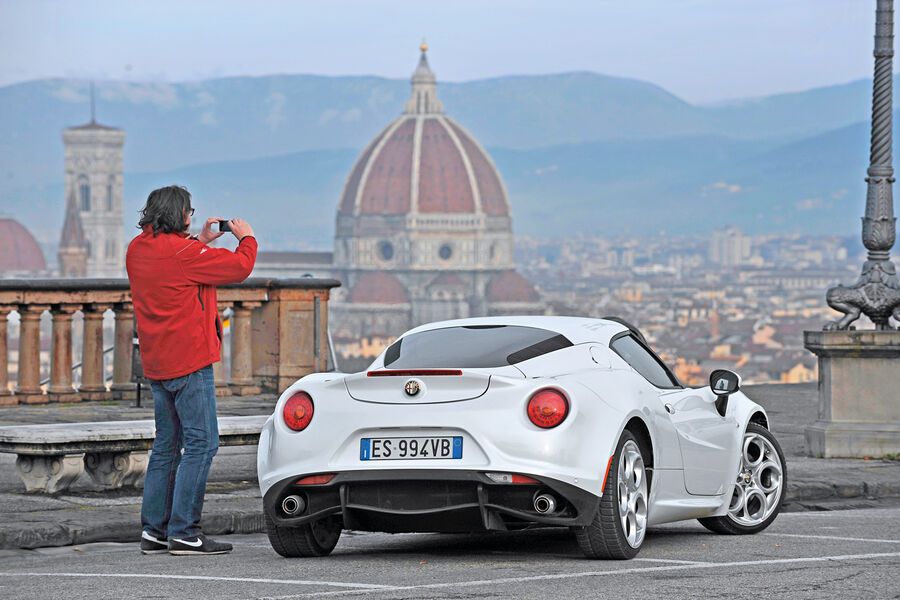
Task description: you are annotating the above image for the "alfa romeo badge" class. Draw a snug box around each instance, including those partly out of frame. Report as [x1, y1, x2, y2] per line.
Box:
[404, 380, 420, 396]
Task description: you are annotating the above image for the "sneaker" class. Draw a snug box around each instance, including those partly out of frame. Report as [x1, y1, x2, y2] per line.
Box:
[140, 531, 168, 555]
[168, 534, 233, 555]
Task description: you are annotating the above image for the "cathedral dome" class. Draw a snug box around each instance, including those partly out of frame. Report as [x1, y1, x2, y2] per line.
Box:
[334, 46, 516, 273]
[338, 49, 510, 218]
[0, 218, 46, 272]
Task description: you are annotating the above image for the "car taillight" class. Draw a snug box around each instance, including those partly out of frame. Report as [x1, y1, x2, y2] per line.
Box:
[283, 391, 314, 431]
[527, 388, 568, 429]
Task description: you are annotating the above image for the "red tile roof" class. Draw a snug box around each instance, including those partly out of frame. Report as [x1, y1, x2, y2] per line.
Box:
[417, 119, 474, 213]
[338, 116, 509, 217]
[358, 119, 415, 215]
[0, 218, 46, 272]
[485, 271, 540, 303]
[349, 271, 410, 304]
[446, 119, 508, 216]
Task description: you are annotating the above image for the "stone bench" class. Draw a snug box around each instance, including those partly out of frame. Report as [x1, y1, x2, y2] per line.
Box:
[0, 415, 268, 494]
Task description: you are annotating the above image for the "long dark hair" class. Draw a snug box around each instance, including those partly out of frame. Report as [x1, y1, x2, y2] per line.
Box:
[138, 186, 192, 235]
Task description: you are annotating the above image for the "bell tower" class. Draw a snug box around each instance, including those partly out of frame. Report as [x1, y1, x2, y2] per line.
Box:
[61, 84, 126, 277]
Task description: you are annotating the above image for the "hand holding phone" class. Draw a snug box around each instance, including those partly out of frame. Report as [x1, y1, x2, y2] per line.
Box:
[228, 218, 255, 240]
[198, 216, 226, 244]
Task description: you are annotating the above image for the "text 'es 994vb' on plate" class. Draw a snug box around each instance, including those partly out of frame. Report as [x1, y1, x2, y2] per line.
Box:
[360, 436, 463, 460]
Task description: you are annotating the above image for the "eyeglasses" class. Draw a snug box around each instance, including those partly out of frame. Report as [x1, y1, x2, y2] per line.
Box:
[188, 208, 195, 216]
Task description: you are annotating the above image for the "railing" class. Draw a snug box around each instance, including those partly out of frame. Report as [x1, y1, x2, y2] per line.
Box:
[0, 277, 340, 405]
[40, 345, 115, 387]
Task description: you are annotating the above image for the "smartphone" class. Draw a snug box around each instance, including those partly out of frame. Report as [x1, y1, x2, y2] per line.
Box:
[217, 220, 231, 232]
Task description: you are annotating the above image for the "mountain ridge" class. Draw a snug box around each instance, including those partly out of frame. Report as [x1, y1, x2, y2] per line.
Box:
[0, 71, 886, 250]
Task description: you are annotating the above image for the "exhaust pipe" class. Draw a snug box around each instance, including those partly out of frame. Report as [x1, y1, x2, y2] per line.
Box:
[282, 494, 306, 516]
[533, 493, 557, 514]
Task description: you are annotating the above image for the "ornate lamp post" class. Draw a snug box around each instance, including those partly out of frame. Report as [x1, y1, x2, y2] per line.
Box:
[804, 0, 900, 458]
[825, 0, 900, 330]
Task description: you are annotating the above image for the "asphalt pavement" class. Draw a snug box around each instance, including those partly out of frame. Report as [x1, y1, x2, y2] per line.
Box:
[1, 507, 899, 599]
[0, 383, 898, 552]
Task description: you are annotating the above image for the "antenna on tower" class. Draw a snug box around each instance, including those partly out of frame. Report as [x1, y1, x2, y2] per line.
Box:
[90, 82, 96, 123]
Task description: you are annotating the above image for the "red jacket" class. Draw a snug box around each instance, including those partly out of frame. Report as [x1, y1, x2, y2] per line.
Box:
[126, 227, 258, 380]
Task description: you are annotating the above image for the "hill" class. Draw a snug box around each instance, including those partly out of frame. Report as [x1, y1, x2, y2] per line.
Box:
[0, 72, 879, 192]
[4, 119, 873, 251]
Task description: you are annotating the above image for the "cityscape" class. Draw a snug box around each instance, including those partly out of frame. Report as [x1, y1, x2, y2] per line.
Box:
[1, 2, 899, 596]
[0, 41, 875, 386]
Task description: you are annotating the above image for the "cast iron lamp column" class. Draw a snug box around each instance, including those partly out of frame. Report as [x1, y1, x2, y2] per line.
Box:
[826, 0, 900, 330]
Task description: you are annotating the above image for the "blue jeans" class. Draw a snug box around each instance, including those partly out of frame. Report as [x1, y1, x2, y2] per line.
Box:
[141, 365, 219, 540]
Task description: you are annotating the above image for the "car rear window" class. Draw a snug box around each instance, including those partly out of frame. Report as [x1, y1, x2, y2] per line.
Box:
[383, 325, 573, 369]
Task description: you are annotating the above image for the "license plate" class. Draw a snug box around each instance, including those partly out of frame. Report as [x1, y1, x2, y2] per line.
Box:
[360, 436, 463, 460]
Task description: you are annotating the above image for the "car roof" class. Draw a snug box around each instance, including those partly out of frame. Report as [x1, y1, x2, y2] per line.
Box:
[399, 316, 631, 346]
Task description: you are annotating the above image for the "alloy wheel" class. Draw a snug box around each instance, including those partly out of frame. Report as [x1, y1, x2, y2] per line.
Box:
[727, 431, 784, 526]
[617, 439, 648, 548]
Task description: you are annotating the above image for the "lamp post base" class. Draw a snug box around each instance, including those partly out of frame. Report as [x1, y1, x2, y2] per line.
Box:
[804, 331, 900, 458]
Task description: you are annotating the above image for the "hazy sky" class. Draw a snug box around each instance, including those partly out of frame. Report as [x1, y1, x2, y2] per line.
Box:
[0, 0, 873, 104]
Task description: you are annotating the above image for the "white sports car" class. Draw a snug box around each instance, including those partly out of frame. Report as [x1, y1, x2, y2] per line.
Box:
[257, 316, 787, 559]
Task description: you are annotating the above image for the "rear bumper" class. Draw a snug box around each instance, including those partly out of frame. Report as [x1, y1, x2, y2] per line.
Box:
[263, 469, 600, 533]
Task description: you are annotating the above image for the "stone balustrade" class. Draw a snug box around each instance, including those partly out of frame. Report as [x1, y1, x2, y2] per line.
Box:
[0, 277, 340, 405]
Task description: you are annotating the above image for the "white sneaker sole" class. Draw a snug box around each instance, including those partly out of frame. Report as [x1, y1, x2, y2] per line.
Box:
[168, 548, 232, 555]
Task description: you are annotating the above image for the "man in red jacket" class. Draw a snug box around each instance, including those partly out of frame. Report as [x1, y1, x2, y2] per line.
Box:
[126, 185, 257, 555]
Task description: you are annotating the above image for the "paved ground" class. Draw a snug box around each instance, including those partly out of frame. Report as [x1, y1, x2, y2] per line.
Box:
[0, 382, 898, 553]
[0, 507, 898, 599]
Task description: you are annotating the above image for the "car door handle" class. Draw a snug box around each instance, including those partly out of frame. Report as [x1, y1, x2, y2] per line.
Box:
[664, 403, 675, 414]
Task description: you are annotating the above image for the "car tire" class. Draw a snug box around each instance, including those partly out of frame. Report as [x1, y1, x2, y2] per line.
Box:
[698, 422, 787, 535]
[575, 430, 649, 559]
[265, 512, 342, 557]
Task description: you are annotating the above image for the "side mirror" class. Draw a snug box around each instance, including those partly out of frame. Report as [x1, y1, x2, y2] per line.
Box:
[709, 369, 741, 417]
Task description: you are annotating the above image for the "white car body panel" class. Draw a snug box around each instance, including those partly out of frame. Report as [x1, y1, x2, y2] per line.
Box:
[258, 316, 770, 530]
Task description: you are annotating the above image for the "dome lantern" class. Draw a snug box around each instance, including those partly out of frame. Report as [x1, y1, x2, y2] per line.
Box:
[403, 40, 443, 115]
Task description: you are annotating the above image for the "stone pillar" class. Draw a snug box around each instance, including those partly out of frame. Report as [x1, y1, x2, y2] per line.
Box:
[804, 331, 900, 457]
[0, 307, 13, 405]
[79, 304, 112, 401]
[230, 301, 261, 395]
[48, 304, 81, 402]
[14, 305, 49, 404]
[213, 303, 232, 397]
[252, 287, 332, 392]
[111, 303, 134, 400]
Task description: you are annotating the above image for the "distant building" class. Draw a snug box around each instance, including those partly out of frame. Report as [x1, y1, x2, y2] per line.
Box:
[709, 227, 751, 266]
[254, 45, 543, 342]
[57, 192, 88, 277]
[780, 361, 817, 384]
[62, 103, 126, 277]
[0, 217, 48, 277]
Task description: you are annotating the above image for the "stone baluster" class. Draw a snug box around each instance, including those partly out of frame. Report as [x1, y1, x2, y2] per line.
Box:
[48, 304, 82, 402]
[79, 303, 112, 401]
[0, 306, 13, 405]
[110, 303, 135, 400]
[213, 303, 232, 397]
[14, 304, 49, 404]
[230, 301, 261, 395]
